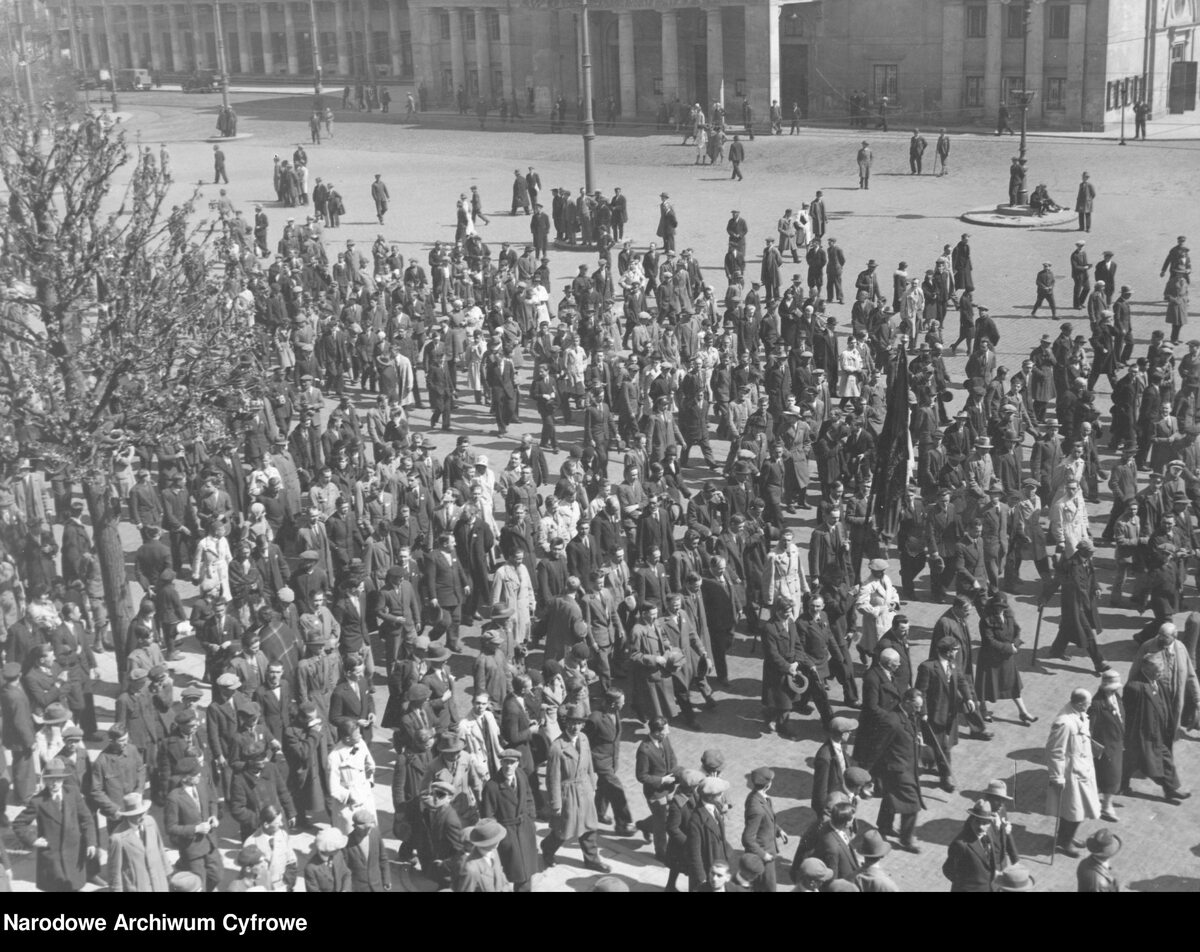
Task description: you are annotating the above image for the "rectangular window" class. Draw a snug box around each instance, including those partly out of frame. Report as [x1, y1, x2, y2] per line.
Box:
[1006, 4, 1025, 38]
[271, 32, 286, 71]
[319, 31, 337, 69]
[492, 68, 503, 97]
[1048, 5, 1069, 39]
[652, 76, 664, 95]
[441, 67, 453, 94]
[399, 31, 413, 77]
[439, 11, 451, 40]
[872, 64, 897, 102]
[1106, 80, 1118, 110]
[1045, 76, 1066, 109]
[467, 68, 478, 96]
[372, 30, 389, 67]
[487, 10, 500, 41]
[1002, 75, 1024, 104]
[966, 5, 987, 38]
[161, 32, 174, 72]
[463, 12, 476, 41]
[965, 75, 983, 107]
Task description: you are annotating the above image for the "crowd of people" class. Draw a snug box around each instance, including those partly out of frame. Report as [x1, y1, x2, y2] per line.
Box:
[1, 124, 1199, 894]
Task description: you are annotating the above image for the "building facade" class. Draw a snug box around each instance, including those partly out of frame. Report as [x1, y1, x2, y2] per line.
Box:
[37, 0, 1200, 128]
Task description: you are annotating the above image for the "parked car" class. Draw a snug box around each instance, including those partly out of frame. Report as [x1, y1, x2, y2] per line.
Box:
[182, 70, 222, 93]
[116, 68, 153, 91]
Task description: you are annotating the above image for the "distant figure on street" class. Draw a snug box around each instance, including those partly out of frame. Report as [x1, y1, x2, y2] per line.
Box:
[909, 129, 928, 175]
[371, 174, 390, 226]
[728, 135, 745, 182]
[996, 103, 1015, 135]
[1075, 172, 1096, 233]
[1134, 100, 1149, 140]
[934, 129, 950, 176]
[856, 141, 872, 190]
[213, 144, 228, 184]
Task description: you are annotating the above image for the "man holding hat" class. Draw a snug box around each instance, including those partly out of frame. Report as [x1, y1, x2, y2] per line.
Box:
[107, 792, 170, 892]
[12, 757, 96, 892]
[542, 702, 610, 873]
[285, 700, 333, 829]
[942, 799, 998, 892]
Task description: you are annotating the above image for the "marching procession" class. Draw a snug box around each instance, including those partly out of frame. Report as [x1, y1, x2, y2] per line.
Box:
[1, 103, 1199, 896]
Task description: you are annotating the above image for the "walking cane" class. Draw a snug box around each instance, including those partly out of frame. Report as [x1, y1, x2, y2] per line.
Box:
[1050, 787, 1063, 866]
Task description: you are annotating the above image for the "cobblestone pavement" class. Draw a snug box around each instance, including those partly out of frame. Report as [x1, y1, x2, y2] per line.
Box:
[4, 96, 1200, 892]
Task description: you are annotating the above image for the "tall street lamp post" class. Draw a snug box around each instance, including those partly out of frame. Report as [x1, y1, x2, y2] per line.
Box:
[580, 0, 596, 194]
[1012, 0, 1044, 204]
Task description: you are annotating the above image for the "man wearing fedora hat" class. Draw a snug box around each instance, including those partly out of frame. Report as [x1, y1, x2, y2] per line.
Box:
[457, 818, 512, 892]
[1046, 688, 1102, 857]
[13, 758, 96, 892]
[942, 798, 998, 891]
[417, 780, 467, 887]
[107, 792, 169, 892]
[854, 829, 898, 892]
[1077, 829, 1121, 891]
[543, 702, 610, 873]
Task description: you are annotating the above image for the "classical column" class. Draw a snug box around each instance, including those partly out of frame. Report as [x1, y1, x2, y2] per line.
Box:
[498, 6, 514, 99]
[449, 7, 466, 95]
[284, 2, 299, 73]
[335, 0, 350, 74]
[411, 5, 435, 100]
[190, 4, 203, 67]
[167, 3, 182, 72]
[661, 9, 679, 103]
[389, 0, 404, 76]
[101, 1, 120, 67]
[706, 7, 723, 107]
[941, 1, 965, 114]
[361, 0, 371, 76]
[236, 4, 249, 72]
[148, 5, 164, 70]
[261, 5, 275, 74]
[617, 9, 635, 117]
[1065, 1, 1087, 124]
[475, 9, 491, 98]
[983, 0, 1002, 114]
[743, 0, 778, 118]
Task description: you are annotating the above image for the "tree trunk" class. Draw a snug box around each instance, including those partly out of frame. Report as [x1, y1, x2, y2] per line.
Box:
[84, 476, 133, 680]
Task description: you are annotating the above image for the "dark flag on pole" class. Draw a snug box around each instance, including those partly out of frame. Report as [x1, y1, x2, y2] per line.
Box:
[872, 341, 912, 541]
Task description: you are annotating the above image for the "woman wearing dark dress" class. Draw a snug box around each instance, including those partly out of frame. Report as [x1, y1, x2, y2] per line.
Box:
[975, 596, 1037, 724]
[1088, 670, 1125, 823]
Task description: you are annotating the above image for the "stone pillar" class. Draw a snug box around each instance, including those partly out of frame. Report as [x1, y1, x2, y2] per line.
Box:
[706, 7, 723, 108]
[190, 4, 203, 67]
[389, 0, 404, 76]
[475, 9, 491, 98]
[617, 9, 636, 117]
[149, 5, 164, 70]
[335, 0, 350, 74]
[941, 1, 964, 115]
[449, 7, 466, 95]
[1066, 1, 1088, 125]
[983, 0, 1002, 114]
[411, 5, 435, 101]
[661, 9, 679, 103]
[101, 1, 120, 67]
[168, 3, 183, 72]
[361, 0, 371, 76]
[284, 2, 299, 73]
[743, 0, 778, 119]
[236, 4, 249, 72]
[498, 7, 514, 99]
[261, 5, 275, 74]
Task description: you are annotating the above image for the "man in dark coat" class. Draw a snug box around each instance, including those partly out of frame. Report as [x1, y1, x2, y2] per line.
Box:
[423, 532, 470, 651]
[530, 204, 551, 258]
[915, 637, 981, 792]
[1042, 537, 1110, 674]
[741, 766, 784, 892]
[1, 661, 36, 803]
[12, 759, 96, 892]
[656, 194, 677, 253]
[229, 743, 296, 839]
[484, 344, 519, 436]
[1121, 654, 1189, 801]
[872, 688, 926, 853]
[584, 690, 636, 835]
[345, 807, 391, 891]
[942, 799, 998, 892]
[812, 716, 857, 817]
[164, 756, 222, 891]
[480, 748, 539, 891]
[686, 775, 731, 891]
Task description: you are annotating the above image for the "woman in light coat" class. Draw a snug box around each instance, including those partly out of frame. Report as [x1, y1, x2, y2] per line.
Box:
[491, 553, 535, 646]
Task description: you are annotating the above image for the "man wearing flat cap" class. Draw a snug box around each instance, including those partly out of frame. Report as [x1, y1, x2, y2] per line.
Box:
[686, 775, 731, 891]
[229, 741, 296, 840]
[742, 766, 785, 892]
[345, 805, 391, 891]
[480, 747, 538, 891]
[813, 716, 859, 817]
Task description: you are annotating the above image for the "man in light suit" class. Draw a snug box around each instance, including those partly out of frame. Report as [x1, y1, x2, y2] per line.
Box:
[344, 806, 391, 891]
[107, 792, 170, 892]
[164, 756, 222, 891]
